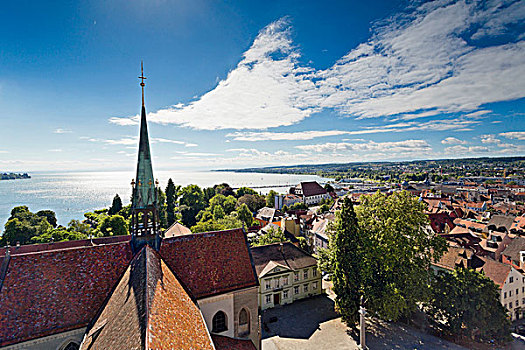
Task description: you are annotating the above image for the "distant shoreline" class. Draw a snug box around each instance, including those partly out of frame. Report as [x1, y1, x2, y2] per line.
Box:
[0, 173, 31, 181]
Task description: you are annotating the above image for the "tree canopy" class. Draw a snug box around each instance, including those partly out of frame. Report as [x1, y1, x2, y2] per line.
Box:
[426, 268, 511, 344]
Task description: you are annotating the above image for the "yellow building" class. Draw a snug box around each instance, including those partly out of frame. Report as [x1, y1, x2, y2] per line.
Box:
[250, 242, 322, 310]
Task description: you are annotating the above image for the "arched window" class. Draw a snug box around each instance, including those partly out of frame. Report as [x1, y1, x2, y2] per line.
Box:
[212, 311, 227, 333]
[238, 308, 250, 336]
[239, 308, 249, 325]
[61, 342, 79, 350]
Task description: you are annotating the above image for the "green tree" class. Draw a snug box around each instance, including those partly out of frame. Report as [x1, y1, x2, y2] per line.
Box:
[356, 191, 447, 321]
[108, 194, 123, 215]
[36, 210, 58, 228]
[266, 190, 278, 207]
[179, 184, 205, 227]
[191, 213, 243, 233]
[203, 187, 216, 205]
[236, 203, 253, 227]
[237, 194, 266, 212]
[31, 228, 88, 244]
[67, 219, 93, 235]
[426, 268, 511, 344]
[213, 206, 225, 220]
[252, 226, 287, 246]
[324, 183, 335, 193]
[236, 187, 258, 198]
[214, 183, 235, 197]
[156, 187, 168, 229]
[99, 215, 128, 236]
[165, 179, 179, 227]
[1, 206, 52, 245]
[331, 197, 362, 326]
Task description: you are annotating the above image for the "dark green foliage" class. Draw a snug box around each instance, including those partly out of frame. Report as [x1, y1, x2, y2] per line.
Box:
[31, 228, 88, 244]
[191, 213, 243, 233]
[236, 203, 253, 227]
[165, 178, 179, 227]
[324, 183, 335, 192]
[251, 226, 286, 246]
[426, 268, 511, 344]
[236, 187, 258, 198]
[237, 194, 266, 212]
[356, 191, 447, 321]
[99, 215, 128, 236]
[289, 202, 307, 210]
[1, 206, 52, 246]
[156, 187, 168, 229]
[214, 183, 235, 197]
[323, 192, 447, 326]
[108, 194, 123, 215]
[331, 197, 362, 326]
[36, 210, 57, 227]
[179, 184, 206, 227]
[202, 187, 216, 205]
[265, 190, 278, 207]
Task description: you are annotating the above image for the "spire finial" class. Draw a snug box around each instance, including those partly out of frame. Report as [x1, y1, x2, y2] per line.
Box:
[138, 61, 147, 107]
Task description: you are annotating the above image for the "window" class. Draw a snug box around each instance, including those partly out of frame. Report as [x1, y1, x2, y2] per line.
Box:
[510, 276, 514, 283]
[523, 287, 525, 293]
[212, 311, 227, 333]
[239, 308, 249, 325]
[304, 284, 309, 293]
[510, 302, 513, 309]
[518, 288, 520, 295]
[265, 295, 271, 304]
[63, 343, 80, 350]
[518, 299, 520, 306]
[275, 278, 280, 289]
[283, 290, 289, 299]
[510, 290, 513, 297]
[313, 282, 318, 290]
[265, 280, 271, 290]
[312, 268, 317, 277]
[505, 292, 507, 298]
[294, 272, 299, 282]
[294, 286, 299, 294]
[304, 270, 308, 279]
[283, 276, 289, 286]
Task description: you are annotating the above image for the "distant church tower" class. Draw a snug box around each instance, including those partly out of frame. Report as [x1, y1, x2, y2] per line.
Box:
[131, 62, 161, 253]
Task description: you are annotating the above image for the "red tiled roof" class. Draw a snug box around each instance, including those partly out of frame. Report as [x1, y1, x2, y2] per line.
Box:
[0, 235, 130, 258]
[428, 212, 455, 233]
[80, 246, 215, 350]
[477, 257, 511, 288]
[212, 334, 257, 350]
[160, 229, 258, 299]
[0, 241, 133, 347]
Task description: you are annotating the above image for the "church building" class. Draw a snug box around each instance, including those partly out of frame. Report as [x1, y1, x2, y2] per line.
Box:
[0, 66, 260, 350]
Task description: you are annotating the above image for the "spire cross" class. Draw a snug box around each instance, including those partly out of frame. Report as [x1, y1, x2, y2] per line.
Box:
[138, 61, 147, 106]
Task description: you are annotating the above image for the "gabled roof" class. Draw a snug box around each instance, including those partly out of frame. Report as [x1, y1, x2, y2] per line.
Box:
[0, 239, 133, 347]
[502, 236, 525, 262]
[298, 181, 327, 197]
[251, 242, 317, 277]
[488, 215, 515, 231]
[477, 257, 511, 288]
[164, 221, 192, 237]
[259, 260, 292, 278]
[80, 246, 214, 350]
[160, 229, 258, 299]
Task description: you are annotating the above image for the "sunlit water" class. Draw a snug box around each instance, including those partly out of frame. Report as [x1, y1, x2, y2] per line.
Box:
[0, 170, 330, 228]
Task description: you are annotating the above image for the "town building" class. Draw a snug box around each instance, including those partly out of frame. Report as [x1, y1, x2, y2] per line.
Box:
[250, 242, 322, 311]
[0, 68, 260, 350]
[291, 181, 331, 206]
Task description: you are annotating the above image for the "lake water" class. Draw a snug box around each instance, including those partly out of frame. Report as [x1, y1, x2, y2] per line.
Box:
[0, 170, 330, 228]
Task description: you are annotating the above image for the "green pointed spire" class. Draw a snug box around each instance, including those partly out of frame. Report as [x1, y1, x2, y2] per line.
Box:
[132, 63, 156, 210]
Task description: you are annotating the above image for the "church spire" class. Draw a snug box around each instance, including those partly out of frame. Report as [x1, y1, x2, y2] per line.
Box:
[131, 62, 160, 252]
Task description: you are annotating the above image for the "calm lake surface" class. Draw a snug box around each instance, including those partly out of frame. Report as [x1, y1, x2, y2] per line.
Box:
[0, 170, 330, 228]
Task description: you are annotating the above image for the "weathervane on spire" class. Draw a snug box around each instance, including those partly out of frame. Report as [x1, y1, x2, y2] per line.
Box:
[138, 61, 147, 106]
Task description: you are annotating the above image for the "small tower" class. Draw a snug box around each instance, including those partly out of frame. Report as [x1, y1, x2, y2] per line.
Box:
[131, 62, 161, 253]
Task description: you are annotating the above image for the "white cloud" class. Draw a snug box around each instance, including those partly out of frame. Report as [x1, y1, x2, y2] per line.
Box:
[295, 139, 432, 154]
[441, 137, 467, 145]
[110, 1, 525, 130]
[481, 134, 501, 144]
[226, 130, 354, 141]
[48, 149, 63, 152]
[500, 131, 525, 140]
[54, 128, 72, 134]
[444, 145, 489, 154]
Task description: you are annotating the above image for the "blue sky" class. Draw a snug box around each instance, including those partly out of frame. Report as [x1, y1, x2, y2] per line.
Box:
[0, 0, 524, 172]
